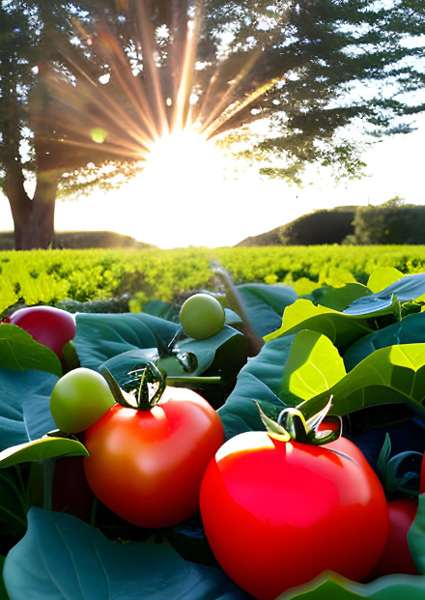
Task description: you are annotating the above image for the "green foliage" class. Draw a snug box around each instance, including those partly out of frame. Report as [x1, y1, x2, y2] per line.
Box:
[278, 208, 357, 246]
[348, 204, 425, 245]
[3, 508, 247, 600]
[237, 207, 358, 247]
[3, 246, 425, 318]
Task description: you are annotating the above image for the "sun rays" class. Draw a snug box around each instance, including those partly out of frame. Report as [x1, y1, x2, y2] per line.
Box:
[30, 0, 283, 182]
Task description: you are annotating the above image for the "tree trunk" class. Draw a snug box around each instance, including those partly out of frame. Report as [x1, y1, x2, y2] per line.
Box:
[20, 172, 60, 250]
[5, 160, 60, 250]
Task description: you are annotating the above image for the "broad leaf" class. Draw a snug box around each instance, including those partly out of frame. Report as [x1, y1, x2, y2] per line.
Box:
[100, 327, 246, 383]
[236, 283, 298, 338]
[307, 282, 371, 311]
[275, 570, 425, 599]
[280, 330, 346, 403]
[342, 294, 398, 317]
[344, 313, 425, 371]
[367, 267, 405, 294]
[176, 326, 247, 379]
[0, 324, 62, 377]
[264, 299, 372, 350]
[0, 368, 58, 451]
[218, 371, 282, 439]
[219, 332, 347, 439]
[3, 508, 248, 600]
[74, 312, 179, 371]
[344, 272, 425, 317]
[0, 437, 88, 470]
[300, 344, 425, 422]
[218, 335, 301, 439]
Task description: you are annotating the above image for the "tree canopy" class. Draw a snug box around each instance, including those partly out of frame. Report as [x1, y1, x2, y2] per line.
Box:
[1, 0, 425, 248]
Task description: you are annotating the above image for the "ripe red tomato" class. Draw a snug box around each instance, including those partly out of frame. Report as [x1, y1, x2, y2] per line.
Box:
[368, 498, 418, 579]
[5, 306, 76, 358]
[84, 386, 224, 528]
[200, 431, 389, 600]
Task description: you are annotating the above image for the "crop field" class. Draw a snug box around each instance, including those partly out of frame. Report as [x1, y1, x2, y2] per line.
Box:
[2, 245, 425, 315]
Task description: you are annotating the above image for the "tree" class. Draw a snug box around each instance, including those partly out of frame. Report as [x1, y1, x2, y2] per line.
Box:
[2, 0, 425, 249]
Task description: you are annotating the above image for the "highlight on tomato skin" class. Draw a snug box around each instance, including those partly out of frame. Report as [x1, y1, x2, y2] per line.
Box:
[4, 305, 76, 358]
[199, 430, 389, 600]
[83, 386, 224, 529]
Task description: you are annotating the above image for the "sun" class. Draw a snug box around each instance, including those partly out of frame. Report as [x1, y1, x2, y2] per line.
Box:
[141, 129, 233, 190]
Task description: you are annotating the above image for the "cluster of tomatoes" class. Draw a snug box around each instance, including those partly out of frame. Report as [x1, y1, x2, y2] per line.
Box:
[4, 296, 425, 600]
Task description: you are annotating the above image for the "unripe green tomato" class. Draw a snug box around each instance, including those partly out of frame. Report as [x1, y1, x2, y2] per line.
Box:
[179, 293, 225, 340]
[50, 367, 115, 433]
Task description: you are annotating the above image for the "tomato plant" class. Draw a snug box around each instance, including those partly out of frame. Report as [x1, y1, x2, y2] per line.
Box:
[83, 364, 224, 528]
[200, 406, 389, 600]
[368, 498, 418, 579]
[179, 293, 225, 340]
[5, 306, 76, 358]
[50, 367, 116, 433]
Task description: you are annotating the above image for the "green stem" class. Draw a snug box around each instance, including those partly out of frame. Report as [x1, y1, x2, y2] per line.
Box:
[167, 376, 222, 386]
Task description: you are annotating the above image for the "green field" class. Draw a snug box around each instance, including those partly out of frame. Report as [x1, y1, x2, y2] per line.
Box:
[2, 245, 425, 315]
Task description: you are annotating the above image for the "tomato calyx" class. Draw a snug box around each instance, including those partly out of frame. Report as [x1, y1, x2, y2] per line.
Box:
[101, 362, 165, 411]
[255, 397, 342, 446]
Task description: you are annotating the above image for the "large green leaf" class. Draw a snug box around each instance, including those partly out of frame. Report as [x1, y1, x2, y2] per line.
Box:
[344, 272, 425, 317]
[236, 283, 298, 338]
[277, 493, 425, 599]
[275, 570, 425, 599]
[306, 282, 371, 311]
[300, 344, 425, 422]
[0, 325, 62, 377]
[3, 508, 248, 600]
[367, 267, 405, 293]
[218, 331, 347, 439]
[0, 368, 58, 451]
[100, 327, 246, 384]
[74, 312, 180, 371]
[0, 437, 88, 470]
[218, 334, 301, 439]
[176, 326, 247, 378]
[264, 299, 372, 350]
[280, 330, 346, 403]
[344, 313, 425, 371]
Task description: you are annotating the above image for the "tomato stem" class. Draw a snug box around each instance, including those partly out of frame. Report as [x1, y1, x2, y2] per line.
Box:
[255, 397, 342, 446]
[136, 362, 165, 410]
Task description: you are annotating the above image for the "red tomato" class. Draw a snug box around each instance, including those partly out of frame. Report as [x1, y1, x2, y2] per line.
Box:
[84, 386, 224, 528]
[5, 306, 75, 358]
[368, 498, 419, 579]
[200, 431, 389, 600]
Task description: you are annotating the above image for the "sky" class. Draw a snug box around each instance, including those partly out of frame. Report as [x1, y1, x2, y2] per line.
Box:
[1, 113, 425, 249]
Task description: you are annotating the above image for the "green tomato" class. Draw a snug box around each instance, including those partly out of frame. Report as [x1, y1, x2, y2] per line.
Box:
[50, 367, 115, 433]
[179, 293, 225, 340]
